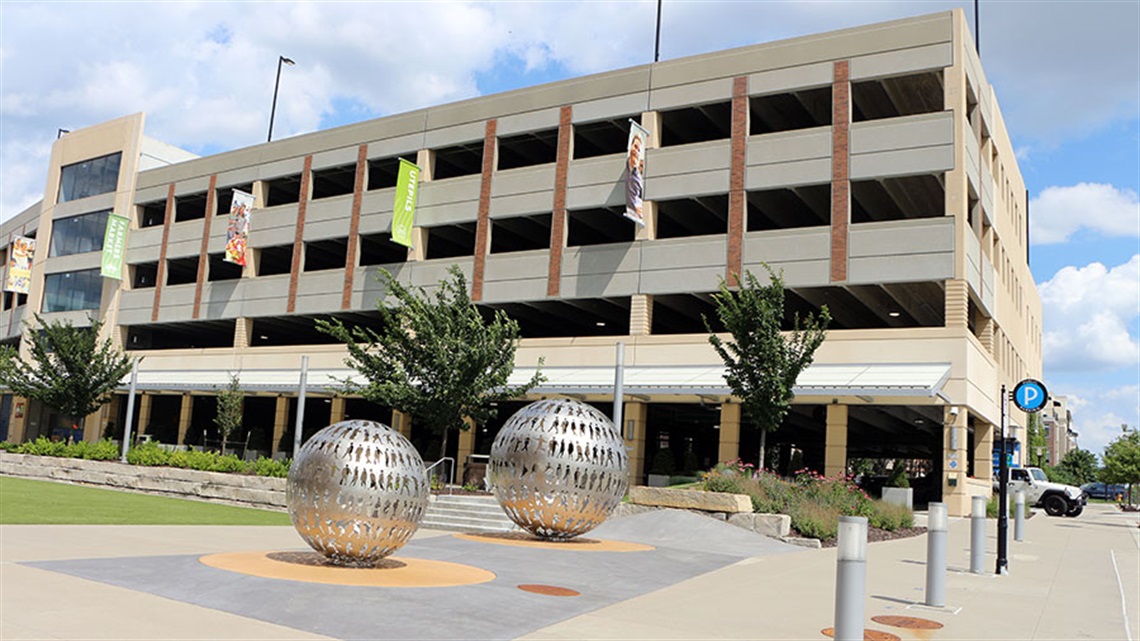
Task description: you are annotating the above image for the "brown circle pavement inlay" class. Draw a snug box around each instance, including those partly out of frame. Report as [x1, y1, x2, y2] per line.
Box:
[820, 628, 901, 641]
[871, 615, 944, 630]
[517, 584, 581, 597]
[199, 551, 495, 587]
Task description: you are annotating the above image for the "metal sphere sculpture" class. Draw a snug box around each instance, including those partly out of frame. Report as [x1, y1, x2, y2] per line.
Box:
[286, 420, 428, 566]
[489, 398, 629, 540]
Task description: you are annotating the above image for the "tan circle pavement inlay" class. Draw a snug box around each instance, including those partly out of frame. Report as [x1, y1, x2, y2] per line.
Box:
[199, 551, 496, 587]
[871, 615, 944, 630]
[454, 532, 654, 552]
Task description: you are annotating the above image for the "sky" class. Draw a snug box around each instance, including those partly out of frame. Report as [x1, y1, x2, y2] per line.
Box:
[1, 1, 1137, 460]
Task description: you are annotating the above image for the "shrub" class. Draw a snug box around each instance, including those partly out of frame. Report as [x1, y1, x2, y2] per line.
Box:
[869, 500, 914, 531]
[790, 502, 841, 540]
[681, 449, 700, 475]
[126, 441, 171, 466]
[251, 457, 291, 478]
[649, 448, 675, 475]
[704, 473, 746, 494]
[885, 462, 910, 488]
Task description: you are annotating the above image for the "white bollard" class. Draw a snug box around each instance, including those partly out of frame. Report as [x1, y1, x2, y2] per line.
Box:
[970, 495, 987, 574]
[1014, 491, 1025, 542]
[834, 516, 868, 641]
[926, 502, 948, 607]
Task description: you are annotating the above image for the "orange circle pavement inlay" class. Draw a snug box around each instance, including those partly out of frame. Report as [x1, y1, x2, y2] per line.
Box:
[518, 584, 581, 597]
[199, 551, 496, 587]
[871, 615, 944, 630]
[453, 532, 654, 552]
[820, 628, 901, 641]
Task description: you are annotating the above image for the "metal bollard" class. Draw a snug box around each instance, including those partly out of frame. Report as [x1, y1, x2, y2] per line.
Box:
[970, 496, 987, 574]
[834, 516, 868, 641]
[1014, 491, 1025, 542]
[925, 502, 948, 607]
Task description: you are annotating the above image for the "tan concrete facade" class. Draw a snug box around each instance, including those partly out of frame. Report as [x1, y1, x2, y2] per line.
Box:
[0, 10, 1043, 515]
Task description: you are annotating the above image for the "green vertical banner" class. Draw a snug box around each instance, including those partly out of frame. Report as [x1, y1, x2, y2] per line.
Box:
[100, 214, 129, 279]
[391, 158, 420, 248]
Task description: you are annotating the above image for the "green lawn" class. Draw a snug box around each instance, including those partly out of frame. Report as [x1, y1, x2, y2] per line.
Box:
[0, 476, 292, 525]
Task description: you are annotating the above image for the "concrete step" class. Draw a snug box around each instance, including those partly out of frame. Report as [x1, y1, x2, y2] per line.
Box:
[423, 494, 516, 533]
[421, 519, 515, 534]
[431, 494, 500, 507]
[428, 505, 508, 519]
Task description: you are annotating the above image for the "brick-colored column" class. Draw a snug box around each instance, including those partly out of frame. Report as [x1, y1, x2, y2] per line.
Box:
[824, 404, 848, 478]
[630, 293, 653, 335]
[271, 396, 289, 458]
[471, 120, 497, 302]
[717, 402, 742, 464]
[341, 144, 368, 310]
[458, 417, 477, 484]
[192, 175, 218, 319]
[727, 76, 748, 285]
[830, 61, 851, 283]
[943, 406, 970, 516]
[176, 394, 193, 445]
[151, 184, 176, 321]
[286, 156, 313, 313]
[547, 106, 572, 297]
[979, 316, 995, 353]
[7, 397, 28, 443]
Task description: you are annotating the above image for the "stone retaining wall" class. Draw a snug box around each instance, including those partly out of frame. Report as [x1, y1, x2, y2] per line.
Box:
[0, 452, 286, 511]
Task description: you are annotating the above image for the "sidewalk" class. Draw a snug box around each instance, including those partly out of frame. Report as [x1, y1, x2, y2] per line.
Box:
[1, 503, 1137, 640]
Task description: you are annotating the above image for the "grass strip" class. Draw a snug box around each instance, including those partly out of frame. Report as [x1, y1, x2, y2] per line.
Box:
[0, 476, 291, 526]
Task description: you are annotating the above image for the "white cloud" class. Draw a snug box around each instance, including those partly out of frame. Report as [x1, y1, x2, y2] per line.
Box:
[1039, 256, 1140, 372]
[1030, 183, 1140, 244]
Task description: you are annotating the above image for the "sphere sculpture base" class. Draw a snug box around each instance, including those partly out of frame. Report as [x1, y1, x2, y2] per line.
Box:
[488, 398, 628, 540]
[286, 420, 428, 566]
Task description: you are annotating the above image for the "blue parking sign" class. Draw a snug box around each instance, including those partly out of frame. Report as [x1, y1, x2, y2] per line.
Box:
[1012, 379, 1048, 413]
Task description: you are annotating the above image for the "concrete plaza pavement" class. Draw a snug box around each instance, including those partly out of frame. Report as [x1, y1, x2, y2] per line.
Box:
[1, 502, 1137, 640]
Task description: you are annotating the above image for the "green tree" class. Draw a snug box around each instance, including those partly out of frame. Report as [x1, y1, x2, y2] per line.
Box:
[1101, 429, 1140, 505]
[1025, 412, 1047, 466]
[214, 373, 244, 453]
[317, 265, 543, 461]
[1053, 447, 1099, 485]
[704, 265, 830, 468]
[0, 315, 135, 436]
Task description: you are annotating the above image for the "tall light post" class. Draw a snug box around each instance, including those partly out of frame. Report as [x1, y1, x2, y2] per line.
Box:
[268, 55, 295, 142]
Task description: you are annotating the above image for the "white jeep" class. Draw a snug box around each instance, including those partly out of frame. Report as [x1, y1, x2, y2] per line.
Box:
[1000, 467, 1086, 517]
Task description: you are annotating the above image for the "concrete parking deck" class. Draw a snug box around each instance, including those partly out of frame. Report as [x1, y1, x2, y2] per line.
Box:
[2, 503, 1137, 640]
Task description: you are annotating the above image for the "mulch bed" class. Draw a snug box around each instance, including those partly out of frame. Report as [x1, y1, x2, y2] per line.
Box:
[813, 526, 927, 548]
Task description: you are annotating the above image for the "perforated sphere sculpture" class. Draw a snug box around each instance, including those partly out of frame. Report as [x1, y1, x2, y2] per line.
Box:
[489, 398, 629, 540]
[286, 420, 428, 566]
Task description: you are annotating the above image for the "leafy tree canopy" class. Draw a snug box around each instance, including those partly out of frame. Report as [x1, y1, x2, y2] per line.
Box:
[1053, 447, 1099, 485]
[1101, 429, 1140, 488]
[0, 315, 135, 429]
[704, 265, 830, 466]
[214, 372, 244, 451]
[317, 265, 543, 458]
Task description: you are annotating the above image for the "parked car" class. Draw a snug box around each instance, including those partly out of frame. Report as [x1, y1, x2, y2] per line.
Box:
[1080, 482, 1131, 500]
[999, 467, 1086, 517]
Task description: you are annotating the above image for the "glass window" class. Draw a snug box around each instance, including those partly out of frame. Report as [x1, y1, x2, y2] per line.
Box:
[49, 210, 110, 257]
[58, 152, 122, 203]
[43, 269, 103, 312]
[1030, 468, 1048, 482]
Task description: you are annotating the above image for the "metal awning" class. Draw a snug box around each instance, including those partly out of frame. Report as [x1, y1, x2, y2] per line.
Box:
[124, 362, 952, 401]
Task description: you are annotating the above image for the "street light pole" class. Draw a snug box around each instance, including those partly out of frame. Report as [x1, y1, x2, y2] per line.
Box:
[268, 55, 295, 142]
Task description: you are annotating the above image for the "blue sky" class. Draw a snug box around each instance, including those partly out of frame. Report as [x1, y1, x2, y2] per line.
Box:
[1, 1, 1137, 458]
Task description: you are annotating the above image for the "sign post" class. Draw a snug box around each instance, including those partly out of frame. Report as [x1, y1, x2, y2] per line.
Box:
[999, 378, 1049, 574]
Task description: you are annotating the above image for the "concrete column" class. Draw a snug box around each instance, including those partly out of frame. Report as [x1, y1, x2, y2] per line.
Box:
[974, 420, 994, 483]
[329, 397, 346, 423]
[943, 406, 970, 516]
[624, 401, 648, 486]
[718, 402, 742, 464]
[392, 409, 412, 438]
[176, 394, 193, 445]
[8, 397, 29, 443]
[630, 294, 653, 336]
[825, 404, 849, 478]
[137, 394, 152, 437]
[234, 317, 253, 349]
[635, 199, 657, 241]
[270, 396, 289, 458]
[945, 279, 969, 329]
[82, 405, 106, 443]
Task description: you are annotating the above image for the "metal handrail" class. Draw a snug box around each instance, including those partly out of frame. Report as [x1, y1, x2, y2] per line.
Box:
[424, 456, 456, 494]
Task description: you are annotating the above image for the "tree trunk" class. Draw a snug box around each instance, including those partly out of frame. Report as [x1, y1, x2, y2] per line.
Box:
[758, 429, 767, 472]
